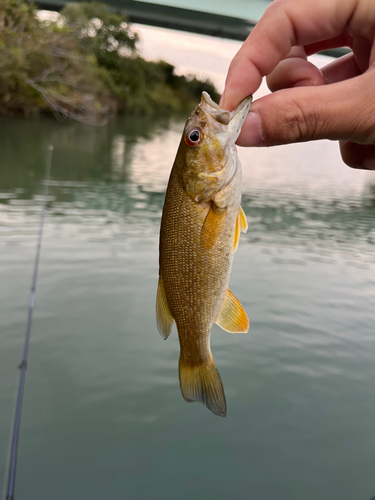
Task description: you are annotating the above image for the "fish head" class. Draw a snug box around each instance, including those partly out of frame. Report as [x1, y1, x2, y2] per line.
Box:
[179, 91, 252, 203]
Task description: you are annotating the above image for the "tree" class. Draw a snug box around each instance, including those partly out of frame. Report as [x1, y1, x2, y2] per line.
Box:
[0, 0, 219, 122]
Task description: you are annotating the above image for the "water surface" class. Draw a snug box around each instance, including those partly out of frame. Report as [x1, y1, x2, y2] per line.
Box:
[1, 44, 375, 500]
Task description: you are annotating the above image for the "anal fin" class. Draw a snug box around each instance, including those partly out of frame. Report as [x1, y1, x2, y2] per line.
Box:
[156, 275, 174, 339]
[215, 289, 249, 333]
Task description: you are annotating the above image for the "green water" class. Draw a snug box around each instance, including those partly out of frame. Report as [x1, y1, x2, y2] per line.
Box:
[1, 111, 375, 500]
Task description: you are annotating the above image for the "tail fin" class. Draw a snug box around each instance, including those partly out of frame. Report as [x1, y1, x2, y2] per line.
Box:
[179, 356, 227, 417]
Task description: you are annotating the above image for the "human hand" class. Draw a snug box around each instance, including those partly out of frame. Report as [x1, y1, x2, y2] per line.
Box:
[220, 0, 375, 170]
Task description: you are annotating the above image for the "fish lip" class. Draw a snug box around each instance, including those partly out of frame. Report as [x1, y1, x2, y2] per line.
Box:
[201, 91, 220, 110]
[231, 95, 253, 119]
[200, 92, 231, 125]
[227, 94, 253, 143]
[201, 91, 252, 121]
[200, 92, 252, 138]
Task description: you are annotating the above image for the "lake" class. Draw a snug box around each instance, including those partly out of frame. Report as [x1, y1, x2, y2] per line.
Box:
[1, 25, 375, 500]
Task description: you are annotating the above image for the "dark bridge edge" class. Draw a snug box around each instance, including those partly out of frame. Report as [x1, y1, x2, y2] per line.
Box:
[34, 0, 255, 41]
[33, 0, 351, 55]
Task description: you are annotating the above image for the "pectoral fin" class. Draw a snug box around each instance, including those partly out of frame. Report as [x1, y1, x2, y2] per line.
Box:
[156, 275, 174, 339]
[233, 206, 248, 252]
[215, 289, 249, 333]
[201, 204, 225, 251]
[239, 206, 248, 233]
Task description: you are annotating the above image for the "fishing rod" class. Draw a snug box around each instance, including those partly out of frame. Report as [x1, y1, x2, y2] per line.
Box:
[3, 145, 53, 500]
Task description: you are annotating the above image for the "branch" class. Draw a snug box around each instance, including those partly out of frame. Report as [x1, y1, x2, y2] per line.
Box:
[25, 78, 108, 126]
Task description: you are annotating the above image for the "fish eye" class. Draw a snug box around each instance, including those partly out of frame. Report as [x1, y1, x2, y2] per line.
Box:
[185, 127, 202, 147]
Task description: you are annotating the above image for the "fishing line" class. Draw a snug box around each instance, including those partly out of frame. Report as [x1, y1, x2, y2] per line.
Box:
[3, 145, 53, 500]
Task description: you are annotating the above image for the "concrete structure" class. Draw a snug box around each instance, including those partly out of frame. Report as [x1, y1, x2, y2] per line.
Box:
[36, 0, 260, 40]
[35, 0, 349, 56]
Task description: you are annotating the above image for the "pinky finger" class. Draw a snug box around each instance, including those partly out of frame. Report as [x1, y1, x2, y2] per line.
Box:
[321, 53, 361, 84]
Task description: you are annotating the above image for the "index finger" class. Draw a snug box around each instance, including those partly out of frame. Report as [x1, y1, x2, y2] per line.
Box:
[221, 0, 358, 110]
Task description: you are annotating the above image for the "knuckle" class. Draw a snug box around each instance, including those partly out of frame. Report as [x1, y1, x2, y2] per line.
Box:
[273, 99, 319, 143]
[362, 118, 375, 144]
[347, 100, 375, 145]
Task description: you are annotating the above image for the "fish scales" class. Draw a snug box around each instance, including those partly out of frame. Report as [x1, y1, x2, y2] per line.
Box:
[157, 92, 251, 417]
[161, 169, 238, 354]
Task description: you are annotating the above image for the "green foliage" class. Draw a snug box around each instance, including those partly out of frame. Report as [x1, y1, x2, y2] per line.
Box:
[0, 0, 112, 122]
[62, 2, 138, 57]
[0, 0, 219, 122]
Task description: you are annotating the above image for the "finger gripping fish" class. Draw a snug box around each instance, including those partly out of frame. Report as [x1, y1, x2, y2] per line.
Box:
[157, 92, 252, 417]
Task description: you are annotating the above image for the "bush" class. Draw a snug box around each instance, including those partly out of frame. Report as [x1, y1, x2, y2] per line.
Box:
[0, 0, 220, 122]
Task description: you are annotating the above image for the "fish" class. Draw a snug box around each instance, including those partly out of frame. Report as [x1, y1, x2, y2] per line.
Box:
[156, 91, 252, 417]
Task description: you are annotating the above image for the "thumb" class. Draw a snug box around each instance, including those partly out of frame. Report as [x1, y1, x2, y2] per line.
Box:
[237, 69, 375, 148]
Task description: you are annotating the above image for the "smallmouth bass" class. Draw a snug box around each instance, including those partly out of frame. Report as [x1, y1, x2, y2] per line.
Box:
[156, 92, 252, 417]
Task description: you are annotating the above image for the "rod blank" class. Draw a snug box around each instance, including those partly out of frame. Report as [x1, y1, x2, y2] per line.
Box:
[4, 146, 53, 500]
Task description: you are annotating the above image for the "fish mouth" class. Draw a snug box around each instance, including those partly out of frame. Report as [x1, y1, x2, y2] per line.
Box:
[201, 91, 220, 110]
[227, 94, 253, 144]
[200, 91, 252, 143]
[200, 92, 231, 125]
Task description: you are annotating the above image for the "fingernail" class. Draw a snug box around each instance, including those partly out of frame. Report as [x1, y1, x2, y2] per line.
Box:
[363, 157, 375, 170]
[237, 111, 263, 147]
[293, 78, 316, 88]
